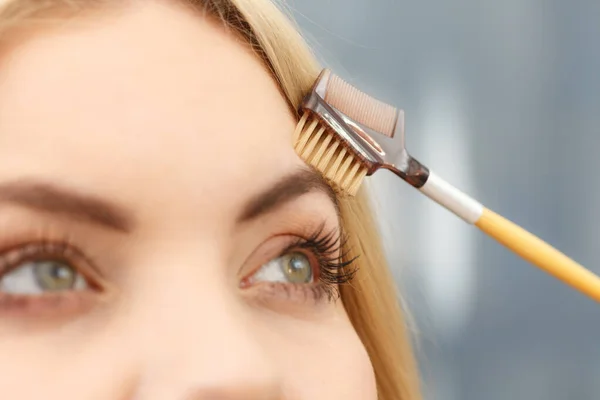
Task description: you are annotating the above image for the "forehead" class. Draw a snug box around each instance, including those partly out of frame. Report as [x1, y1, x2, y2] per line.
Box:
[0, 2, 302, 221]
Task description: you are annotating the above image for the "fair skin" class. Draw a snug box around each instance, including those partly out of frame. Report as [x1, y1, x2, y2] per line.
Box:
[0, 1, 377, 399]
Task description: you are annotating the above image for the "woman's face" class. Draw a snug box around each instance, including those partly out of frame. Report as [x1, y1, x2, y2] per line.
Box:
[0, 1, 377, 399]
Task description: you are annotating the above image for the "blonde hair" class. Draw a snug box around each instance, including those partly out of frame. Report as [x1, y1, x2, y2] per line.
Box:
[0, 0, 422, 398]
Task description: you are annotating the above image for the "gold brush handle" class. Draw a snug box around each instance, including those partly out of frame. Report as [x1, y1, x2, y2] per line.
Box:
[476, 208, 600, 301]
[419, 171, 600, 302]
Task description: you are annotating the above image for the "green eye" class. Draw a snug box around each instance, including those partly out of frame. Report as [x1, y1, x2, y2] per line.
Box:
[280, 252, 312, 283]
[251, 251, 314, 285]
[0, 259, 87, 295]
[34, 261, 78, 291]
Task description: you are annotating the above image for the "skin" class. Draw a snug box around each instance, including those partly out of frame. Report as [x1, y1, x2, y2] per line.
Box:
[0, 1, 377, 399]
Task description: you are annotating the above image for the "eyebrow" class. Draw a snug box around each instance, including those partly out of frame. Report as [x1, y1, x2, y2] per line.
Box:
[0, 180, 134, 233]
[237, 167, 338, 223]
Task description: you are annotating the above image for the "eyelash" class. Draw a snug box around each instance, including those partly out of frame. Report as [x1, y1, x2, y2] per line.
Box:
[277, 223, 358, 302]
[0, 240, 93, 273]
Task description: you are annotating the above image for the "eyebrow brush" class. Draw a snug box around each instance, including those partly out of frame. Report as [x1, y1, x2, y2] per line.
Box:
[293, 68, 600, 302]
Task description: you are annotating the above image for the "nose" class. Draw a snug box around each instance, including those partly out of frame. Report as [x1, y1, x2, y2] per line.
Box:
[128, 259, 281, 400]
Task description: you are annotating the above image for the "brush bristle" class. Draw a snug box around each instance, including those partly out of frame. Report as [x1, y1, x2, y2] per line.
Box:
[324, 74, 397, 137]
[293, 112, 368, 196]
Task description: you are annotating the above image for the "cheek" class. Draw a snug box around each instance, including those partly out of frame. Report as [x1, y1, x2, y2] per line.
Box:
[0, 328, 138, 399]
[271, 313, 378, 399]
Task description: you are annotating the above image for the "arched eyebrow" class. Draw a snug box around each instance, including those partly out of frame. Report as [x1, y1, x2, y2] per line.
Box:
[0, 180, 133, 233]
[236, 167, 339, 224]
[0, 168, 338, 231]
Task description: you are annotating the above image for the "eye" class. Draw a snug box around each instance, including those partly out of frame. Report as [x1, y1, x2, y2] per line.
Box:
[250, 251, 314, 285]
[0, 259, 88, 295]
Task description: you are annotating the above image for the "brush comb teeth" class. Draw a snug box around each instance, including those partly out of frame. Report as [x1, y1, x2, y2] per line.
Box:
[324, 74, 398, 138]
[293, 112, 369, 196]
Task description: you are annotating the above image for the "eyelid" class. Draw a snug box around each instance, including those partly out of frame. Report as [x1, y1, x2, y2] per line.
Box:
[239, 219, 342, 279]
[238, 234, 300, 284]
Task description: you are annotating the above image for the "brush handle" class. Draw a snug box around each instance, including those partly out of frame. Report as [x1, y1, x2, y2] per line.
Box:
[420, 171, 600, 302]
[475, 208, 600, 301]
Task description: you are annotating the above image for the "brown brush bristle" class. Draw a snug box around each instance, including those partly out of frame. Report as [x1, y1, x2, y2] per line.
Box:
[293, 112, 368, 196]
[324, 74, 397, 137]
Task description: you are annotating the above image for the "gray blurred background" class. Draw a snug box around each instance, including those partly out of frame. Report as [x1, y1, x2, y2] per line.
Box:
[289, 1, 600, 399]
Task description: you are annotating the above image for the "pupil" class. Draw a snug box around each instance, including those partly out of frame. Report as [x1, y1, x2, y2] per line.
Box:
[51, 264, 69, 279]
[289, 256, 304, 272]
